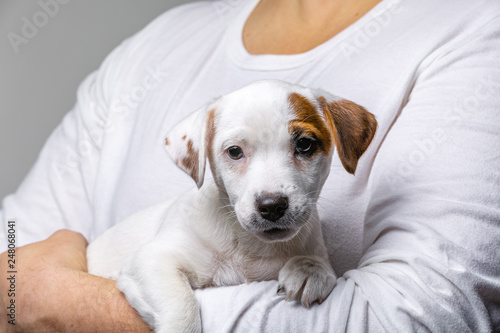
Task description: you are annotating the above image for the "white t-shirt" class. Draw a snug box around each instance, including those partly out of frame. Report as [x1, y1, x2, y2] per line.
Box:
[2, 0, 499, 331]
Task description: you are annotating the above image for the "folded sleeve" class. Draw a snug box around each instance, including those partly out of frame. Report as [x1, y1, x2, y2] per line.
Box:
[194, 17, 500, 333]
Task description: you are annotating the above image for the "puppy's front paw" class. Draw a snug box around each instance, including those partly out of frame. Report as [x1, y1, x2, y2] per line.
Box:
[278, 256, 336, 307]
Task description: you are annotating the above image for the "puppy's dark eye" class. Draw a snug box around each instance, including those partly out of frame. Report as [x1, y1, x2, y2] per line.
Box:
[227, 146, 244, 160]
[295, 137, 317, 156]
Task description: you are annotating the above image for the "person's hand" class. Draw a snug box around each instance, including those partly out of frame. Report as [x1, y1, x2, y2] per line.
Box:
[0, 230, 89, 332]
[0, 230, 150, 332]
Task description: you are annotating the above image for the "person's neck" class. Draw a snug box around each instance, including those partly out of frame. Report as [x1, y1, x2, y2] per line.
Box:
[243, 0, 382, 55]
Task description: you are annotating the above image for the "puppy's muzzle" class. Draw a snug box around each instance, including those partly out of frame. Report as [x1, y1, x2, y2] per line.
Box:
[256, 194, 289, 222]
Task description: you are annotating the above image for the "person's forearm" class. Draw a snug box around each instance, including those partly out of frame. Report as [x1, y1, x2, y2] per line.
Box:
[55, 272, 151, 333]
[0, 231, 151, 333]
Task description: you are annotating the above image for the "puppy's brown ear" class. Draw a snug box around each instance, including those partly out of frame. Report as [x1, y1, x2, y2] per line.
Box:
[164, 105, 217, 189]
[318, 97, 377, 174]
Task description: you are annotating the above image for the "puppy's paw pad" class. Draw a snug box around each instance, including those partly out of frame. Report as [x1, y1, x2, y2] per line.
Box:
[278, 256, 336, 307]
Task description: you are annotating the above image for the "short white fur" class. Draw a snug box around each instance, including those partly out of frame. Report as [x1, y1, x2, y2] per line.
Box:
[87, 80, 377, 333]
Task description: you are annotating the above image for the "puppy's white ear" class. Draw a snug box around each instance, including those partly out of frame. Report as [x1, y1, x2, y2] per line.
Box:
[318, 95, 377, 175]
[164, 105, 217, 188]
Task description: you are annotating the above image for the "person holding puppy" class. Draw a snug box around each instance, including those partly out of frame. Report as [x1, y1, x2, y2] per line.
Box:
[1, 0, 499, 332]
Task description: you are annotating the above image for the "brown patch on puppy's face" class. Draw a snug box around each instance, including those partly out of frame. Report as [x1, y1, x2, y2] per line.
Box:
[287, 92, 377, 175]
[287, 93, 333, 156]
[163, 80, 377, 243]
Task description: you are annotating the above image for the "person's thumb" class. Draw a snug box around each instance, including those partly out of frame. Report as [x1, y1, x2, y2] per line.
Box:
[46, 229, 89, 272]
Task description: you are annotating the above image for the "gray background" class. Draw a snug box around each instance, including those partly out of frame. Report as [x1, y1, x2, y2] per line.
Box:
[0, 0, 194, 200]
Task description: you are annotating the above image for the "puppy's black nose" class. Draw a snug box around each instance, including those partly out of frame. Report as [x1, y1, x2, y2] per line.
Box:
[257, 195, 288, 222]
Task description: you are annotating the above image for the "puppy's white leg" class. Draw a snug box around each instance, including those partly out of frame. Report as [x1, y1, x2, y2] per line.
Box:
[278, 255, 337, 307]
[117, 244, 201, 333]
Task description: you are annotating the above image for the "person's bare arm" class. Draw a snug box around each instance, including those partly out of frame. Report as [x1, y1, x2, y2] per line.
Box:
[0, 230, 150, 332]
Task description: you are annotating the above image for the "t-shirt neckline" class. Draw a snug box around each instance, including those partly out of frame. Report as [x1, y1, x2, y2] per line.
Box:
[227, 0, 400, 71]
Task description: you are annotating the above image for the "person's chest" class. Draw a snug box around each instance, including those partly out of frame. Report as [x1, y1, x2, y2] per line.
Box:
[90, 21, 424, 274]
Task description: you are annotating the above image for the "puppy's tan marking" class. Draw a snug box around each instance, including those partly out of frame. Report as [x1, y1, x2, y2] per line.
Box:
[165, 137, 170, 146]
[319, 97, 377, 174]
[287, 93, 333, 154]
[205, 109, 216, 168]
[182, 140, 200, 184]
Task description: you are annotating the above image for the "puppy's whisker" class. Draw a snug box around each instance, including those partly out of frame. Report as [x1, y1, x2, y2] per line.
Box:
[84, 80, 377, 330]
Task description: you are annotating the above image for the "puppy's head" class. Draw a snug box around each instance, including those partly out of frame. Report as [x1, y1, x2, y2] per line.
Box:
[165, 80, 377, 242]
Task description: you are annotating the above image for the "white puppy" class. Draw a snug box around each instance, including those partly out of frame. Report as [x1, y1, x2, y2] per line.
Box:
[87, 80, 377, 333]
